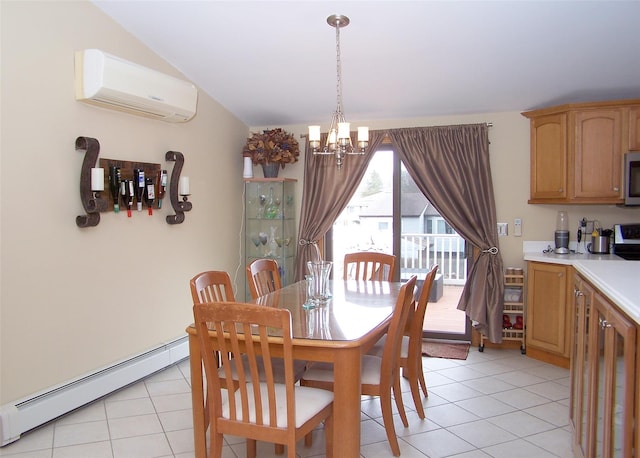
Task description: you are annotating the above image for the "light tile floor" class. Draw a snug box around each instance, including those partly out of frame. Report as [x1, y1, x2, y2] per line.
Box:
[0, 347, 575, 457]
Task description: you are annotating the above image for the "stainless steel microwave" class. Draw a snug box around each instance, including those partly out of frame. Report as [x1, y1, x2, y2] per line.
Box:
[624, 151, 640, 206]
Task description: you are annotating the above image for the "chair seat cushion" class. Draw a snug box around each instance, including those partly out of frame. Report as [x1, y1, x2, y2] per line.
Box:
[302, 355, 388, 387]
[368, 335, 409, 359]
[220, 382, 333, 428]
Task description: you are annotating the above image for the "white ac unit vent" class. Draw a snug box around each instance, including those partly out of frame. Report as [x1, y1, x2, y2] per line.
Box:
[75, 49, 198, 123]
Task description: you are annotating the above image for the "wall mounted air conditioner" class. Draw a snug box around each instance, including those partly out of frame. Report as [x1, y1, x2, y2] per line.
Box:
[75, 49, 198, 122]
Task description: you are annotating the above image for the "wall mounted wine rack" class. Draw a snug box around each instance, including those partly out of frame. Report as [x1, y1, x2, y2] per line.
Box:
[75, 136, 192, 227]
[97, 158, 161, 212]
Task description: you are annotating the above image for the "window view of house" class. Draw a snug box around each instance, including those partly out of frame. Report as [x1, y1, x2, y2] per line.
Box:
[332, 149, 469, 339]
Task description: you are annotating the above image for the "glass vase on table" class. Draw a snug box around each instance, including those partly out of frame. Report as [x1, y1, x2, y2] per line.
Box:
[307, 261, 333, 305]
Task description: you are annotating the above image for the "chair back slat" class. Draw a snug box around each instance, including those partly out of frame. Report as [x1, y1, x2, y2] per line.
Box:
[190, 271, 236, 303]
[193, 301, 293, 430]
[344, 252, 396, 282]
[246, 259, 282, 299]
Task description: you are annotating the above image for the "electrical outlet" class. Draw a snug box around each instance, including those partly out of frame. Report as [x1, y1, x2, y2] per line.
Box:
[514, 218, 522, 237]
[497, 223, 508, 236]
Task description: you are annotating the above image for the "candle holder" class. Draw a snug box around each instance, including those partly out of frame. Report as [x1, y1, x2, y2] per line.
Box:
[165, 150, 192, 224]
[76, 136, 108, 227]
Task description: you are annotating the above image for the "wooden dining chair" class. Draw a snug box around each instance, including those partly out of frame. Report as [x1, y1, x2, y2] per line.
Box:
[300, 275, 417, 457]
[190, 270, 307, 454]
[193, 301, 334, 458]
[343, 251, 396, 282]
[242, 262, 309, 384]
[368, 264, 439, 419]
[246, 258, 283, 299]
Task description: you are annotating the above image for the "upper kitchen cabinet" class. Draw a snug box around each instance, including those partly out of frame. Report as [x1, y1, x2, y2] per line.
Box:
[572, 108, 622, 200]
[629, 106, 640, 151]
[523, 99, 640, 204]
[529, 113, 568, 200]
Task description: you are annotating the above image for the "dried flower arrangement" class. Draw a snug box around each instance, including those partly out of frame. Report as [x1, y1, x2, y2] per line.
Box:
[242, 128, 300, 168]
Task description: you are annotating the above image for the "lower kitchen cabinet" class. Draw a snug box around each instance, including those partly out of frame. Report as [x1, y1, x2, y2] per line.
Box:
[526, 261, 573, 367]
[572, 272, 637, 458]
[571, 274, 595, 456]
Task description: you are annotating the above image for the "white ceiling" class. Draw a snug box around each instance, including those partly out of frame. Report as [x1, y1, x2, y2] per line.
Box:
[93, 1, 640, 127]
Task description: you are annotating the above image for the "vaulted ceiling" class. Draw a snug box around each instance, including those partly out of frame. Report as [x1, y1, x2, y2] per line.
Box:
[94, 1, 640, 127]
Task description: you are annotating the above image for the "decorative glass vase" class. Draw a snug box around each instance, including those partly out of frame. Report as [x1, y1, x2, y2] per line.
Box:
[261, 162, 280, 178]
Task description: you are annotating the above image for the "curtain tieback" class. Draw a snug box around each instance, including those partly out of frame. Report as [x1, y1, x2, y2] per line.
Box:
[481, 246, 499, 255]
[299, 239, 323, 261]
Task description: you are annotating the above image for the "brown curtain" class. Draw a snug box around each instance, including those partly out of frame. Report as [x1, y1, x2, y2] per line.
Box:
[388, 124, 504, 343]
[294, 130, 387, 281]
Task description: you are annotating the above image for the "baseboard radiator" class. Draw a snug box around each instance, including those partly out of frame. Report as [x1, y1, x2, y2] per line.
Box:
[0, 336, 189, 446]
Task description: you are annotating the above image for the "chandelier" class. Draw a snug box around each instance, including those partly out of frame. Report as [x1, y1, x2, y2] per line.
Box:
[308, 15, 368, 170]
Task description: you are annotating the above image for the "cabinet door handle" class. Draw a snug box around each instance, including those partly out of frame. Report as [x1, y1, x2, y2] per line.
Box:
[599, 318, 612, 329]
[575, 289, 584, 298]
[613, 186, 620, 192]
[558, 272, 564, 277]
[558, 188, 563, 193]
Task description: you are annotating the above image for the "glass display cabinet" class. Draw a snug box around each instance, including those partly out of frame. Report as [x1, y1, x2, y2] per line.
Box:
[244, 178, 297, 300]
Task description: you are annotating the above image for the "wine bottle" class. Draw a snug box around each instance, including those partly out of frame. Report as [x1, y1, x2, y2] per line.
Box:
[144, 177, 155, 215]
[134, 168, 145, 212]
[157, 169, 167, 209]
[121, 179, 134, 217]
[109, 166, 121, 213]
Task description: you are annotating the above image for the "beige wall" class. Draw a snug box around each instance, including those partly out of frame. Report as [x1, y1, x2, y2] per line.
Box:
[1, 1, 248, 403]
[256, 111, 640, 270]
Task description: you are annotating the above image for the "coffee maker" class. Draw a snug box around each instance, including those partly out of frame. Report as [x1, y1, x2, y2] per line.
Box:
[555, 210, 569, 254]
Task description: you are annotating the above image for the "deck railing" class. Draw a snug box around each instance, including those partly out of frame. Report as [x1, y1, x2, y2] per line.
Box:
[400, 233, 467, 285]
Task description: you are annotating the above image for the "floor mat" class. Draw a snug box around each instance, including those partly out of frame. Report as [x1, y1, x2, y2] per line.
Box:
[422, 341, 470, 360]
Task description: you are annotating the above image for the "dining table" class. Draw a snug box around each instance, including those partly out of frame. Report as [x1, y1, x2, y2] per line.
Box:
[186, 278, 404, 458]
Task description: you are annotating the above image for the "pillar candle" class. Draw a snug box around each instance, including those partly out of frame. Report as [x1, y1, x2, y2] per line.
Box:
[91, 168, 104, 191]
[179, 176, 190, 195]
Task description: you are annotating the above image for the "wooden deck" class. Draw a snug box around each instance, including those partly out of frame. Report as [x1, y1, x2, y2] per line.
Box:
[423, 284, 466, 334]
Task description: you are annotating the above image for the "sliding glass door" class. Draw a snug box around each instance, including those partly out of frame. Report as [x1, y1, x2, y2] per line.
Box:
[329, 148, 471, 341]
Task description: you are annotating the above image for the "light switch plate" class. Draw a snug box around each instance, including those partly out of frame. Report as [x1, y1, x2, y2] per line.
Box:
[514, 218, 522, 237]
[497, 222, 508, 236]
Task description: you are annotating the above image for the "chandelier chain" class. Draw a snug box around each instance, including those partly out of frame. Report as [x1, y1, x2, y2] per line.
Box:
[335, 19, 343, 117]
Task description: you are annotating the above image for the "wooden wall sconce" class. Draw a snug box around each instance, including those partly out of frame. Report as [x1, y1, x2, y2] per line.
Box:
[165, 150, 192, 224]
[76, 136, 108, 227]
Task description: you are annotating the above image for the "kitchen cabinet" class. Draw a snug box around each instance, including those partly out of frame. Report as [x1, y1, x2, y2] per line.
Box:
[523, 99, 640, 204]
[525, 261, 573, 367]
[629, 106, 640, 151]
[570, 274, 593, 456]
[571, 272, 636, 458]
[244, 178, 296, 300]
[529, 113, 568, 200]
[572, 108, 623, 200]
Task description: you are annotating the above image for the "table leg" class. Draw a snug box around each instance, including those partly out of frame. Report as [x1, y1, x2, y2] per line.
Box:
[189, 334, 207, 458]
[332, 347, 361, 457]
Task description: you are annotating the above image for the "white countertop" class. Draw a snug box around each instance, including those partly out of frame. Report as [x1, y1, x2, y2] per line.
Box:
[523, 241, 640, 324]
[523, 251, 622, 265]
[573, 260, 640, 324]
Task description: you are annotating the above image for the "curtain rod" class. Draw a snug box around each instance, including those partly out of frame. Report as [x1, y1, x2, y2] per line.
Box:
[299, 122, 493, 139]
